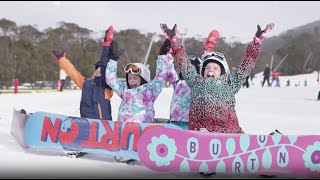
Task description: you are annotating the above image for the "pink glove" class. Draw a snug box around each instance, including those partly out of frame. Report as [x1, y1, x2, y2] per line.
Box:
[203, 30, 219, 52]
[102, 26, 113, 46]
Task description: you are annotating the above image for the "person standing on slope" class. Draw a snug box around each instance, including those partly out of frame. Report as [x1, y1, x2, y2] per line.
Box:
[262, 64, 271, 87]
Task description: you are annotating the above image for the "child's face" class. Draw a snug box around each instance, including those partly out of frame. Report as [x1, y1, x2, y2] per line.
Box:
[128, 73, 142, 89]
[92, 67, 101, 78]
[204, 62, 221, 79]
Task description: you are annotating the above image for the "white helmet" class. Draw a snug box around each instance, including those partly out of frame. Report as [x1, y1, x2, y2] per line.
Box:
[201, 51, 230, 76]
[124, 63, 150, 83]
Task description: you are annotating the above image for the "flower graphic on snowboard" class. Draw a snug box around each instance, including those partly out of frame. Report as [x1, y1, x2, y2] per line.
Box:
[303, 141, 320, 172]
[147, 134, 177, 167]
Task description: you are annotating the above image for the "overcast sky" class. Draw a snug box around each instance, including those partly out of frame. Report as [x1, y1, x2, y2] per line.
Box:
[1, 1, 320, 43]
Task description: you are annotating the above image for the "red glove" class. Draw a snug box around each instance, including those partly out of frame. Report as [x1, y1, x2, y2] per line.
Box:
[102, 26, 113, 46]
[203, 30, 219, 52]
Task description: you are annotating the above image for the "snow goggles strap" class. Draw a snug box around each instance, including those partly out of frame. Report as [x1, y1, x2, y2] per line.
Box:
[124, 64, 141, 74]
[203, 51, 225, 61]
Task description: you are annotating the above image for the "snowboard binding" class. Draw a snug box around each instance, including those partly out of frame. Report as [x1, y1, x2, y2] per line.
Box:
[114, 156, 137, 165]
[269, 129, 283, 135]
[66, 152, 87, 158]
[19, 109, 27, 114]
[199, 172, 216, 178]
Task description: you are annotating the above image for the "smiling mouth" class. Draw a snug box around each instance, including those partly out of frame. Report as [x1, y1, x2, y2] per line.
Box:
[131, 84, 138, 88]
[207, 72, 214, 78]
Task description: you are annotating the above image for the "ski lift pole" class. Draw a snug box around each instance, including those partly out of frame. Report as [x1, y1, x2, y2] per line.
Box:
[273, 54, 288, 71]
[302, 52, 312, 73]
[143, 33, 156, 65]
[270, 55, 274, 71]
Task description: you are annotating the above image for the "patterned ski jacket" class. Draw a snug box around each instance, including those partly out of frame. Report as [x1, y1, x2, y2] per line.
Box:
[167, 57, 205, 123]
[105, 54, 175, 123]
[168, 74, 191, 123]
[172, 41, 261, 133]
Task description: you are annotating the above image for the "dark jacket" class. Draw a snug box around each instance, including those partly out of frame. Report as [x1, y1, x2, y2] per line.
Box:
[263, 67, 271, 77]
[58, 49, 113, 120]
[80, 77, 112, 120]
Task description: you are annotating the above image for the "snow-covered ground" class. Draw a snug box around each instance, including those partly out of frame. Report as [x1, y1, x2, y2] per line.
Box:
[0, 71, 319, 178]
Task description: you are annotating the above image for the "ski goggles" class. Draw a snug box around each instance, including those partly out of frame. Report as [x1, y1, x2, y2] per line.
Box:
[124, 64, 141, 74]
[203, 51, 225, 61]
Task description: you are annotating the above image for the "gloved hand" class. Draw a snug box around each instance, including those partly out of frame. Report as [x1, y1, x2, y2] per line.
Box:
[110, 41, 124, 61]
[51, 50, 66, 61]
[203, 30, 219, 52]
[253, 23, 274, 44]
[102, 26, 113, 46]
[160, 23, 179, 41]
[159, 39, 172, 55]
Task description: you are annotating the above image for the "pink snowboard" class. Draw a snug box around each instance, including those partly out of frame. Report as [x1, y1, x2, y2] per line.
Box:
[137, 127, 320, 178]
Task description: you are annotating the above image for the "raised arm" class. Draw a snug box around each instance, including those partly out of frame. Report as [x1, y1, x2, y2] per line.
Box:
[228, 23, 274, 94]
[159, 38, 179, 86]
[99, 26, 113, 89]
[51, 50, 85, 90]
[171, 40, 198, 86]
[105, 40, 125, 98]
[161, 23, 198, 86]
[150, 39, 176, 98]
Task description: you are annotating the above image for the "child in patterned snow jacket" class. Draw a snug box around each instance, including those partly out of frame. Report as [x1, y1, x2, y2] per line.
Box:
[166, 23, 274, 133]
[103, 27, 176, 124]
[162, 24, 220, 130]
